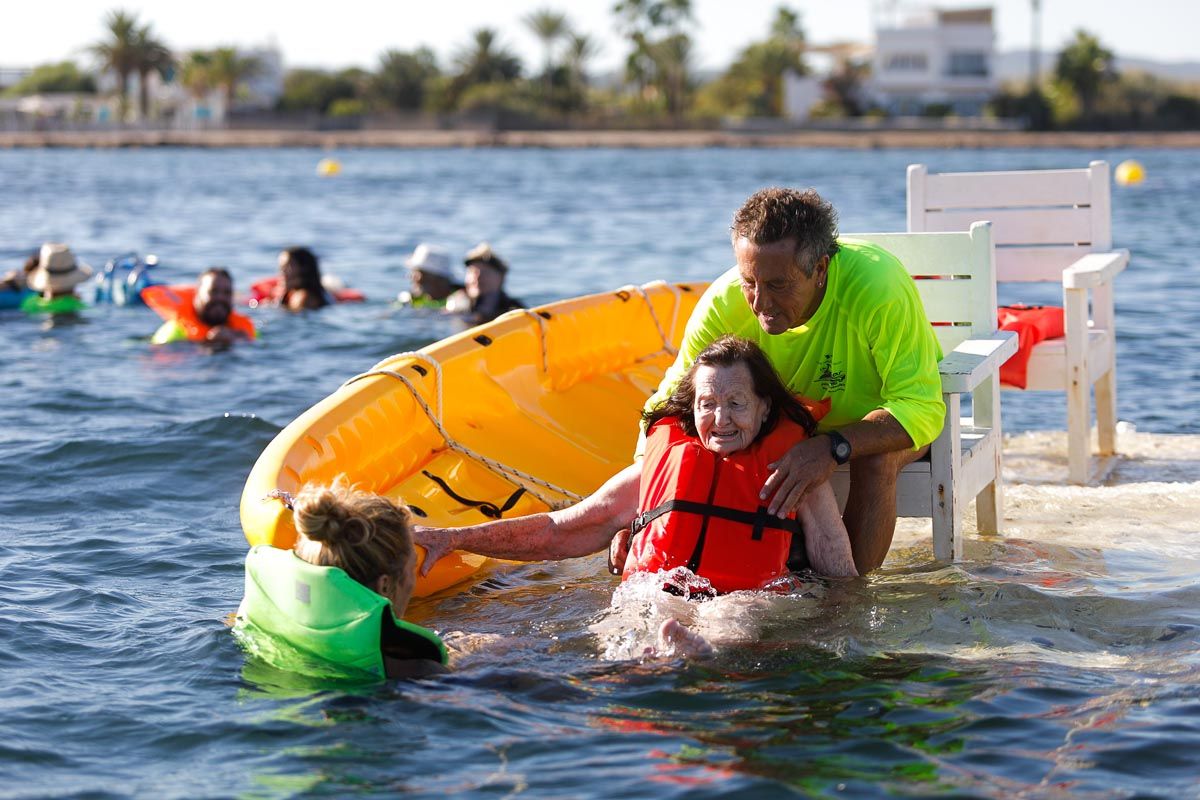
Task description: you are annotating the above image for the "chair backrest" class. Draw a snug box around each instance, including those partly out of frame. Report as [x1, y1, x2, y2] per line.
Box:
[907, 161, 1112, 284]
[844, 222, 996, 356]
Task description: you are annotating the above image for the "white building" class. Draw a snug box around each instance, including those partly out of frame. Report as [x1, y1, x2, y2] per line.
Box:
[869, 6, 997, 116]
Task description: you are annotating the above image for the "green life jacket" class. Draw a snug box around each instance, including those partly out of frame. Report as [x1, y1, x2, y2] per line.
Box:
[235, 545, 447, 679]
[395, 292, 448, 309]
[21, 294, 86, 315]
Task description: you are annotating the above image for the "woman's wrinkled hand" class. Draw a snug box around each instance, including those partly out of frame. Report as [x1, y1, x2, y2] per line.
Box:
[607, 528, 632, 575]
[412, 525, 455, 576]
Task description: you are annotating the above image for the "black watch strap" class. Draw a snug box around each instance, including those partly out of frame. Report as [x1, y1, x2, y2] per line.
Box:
[826, 430, 852, 465]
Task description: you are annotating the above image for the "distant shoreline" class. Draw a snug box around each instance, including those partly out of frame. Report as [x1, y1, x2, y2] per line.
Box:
[2, 128, 1199, 149]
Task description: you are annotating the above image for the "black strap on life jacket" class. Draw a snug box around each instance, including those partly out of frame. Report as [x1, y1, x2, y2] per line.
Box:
[420, 470, 525, 519]
[629, 499, 803, 541]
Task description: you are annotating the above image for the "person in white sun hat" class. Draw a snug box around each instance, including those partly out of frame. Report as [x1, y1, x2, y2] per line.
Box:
[396, 243, 466, 309]
[22, 243, 93, 315]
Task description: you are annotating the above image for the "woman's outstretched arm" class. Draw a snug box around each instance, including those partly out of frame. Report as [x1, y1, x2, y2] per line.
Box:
[798, 481, 858, 577]
[412, 463, 641, 575]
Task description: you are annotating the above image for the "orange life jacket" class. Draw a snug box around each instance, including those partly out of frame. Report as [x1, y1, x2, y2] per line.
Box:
[997, 304, 1064, 389]
[143, 284, 257, 342]
[623, 415, 811, 594]
[247, 275, 365, 306]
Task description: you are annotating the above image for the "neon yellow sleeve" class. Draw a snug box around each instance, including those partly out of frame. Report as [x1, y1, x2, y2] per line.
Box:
[151, 319, 188, 345]
[858, 296, 946, 449]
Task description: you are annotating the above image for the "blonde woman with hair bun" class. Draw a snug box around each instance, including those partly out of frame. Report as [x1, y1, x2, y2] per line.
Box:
[236, 479, 449, 680]
[292, 480, 419, 616]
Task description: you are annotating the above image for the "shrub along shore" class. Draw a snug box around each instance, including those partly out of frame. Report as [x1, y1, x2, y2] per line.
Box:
[3, 128, 1199, 149]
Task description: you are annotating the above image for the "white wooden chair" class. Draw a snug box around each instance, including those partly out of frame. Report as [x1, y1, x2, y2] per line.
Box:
[831, 223, 1017, 561]
[907, 161, 1130, 484]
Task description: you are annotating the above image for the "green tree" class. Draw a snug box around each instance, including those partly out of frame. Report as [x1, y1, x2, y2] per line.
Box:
[692, 6, 806, 118]
[612, 0, 694, 115]
[823, 58, 869, 117]
[443, 28, 523, 111]
[1054, 29, 1116, 120]
[371, 48, 439, 111]
[4, 62, 96, 96]
[207, 47, 262, 113]
[524, 8, 569, 88]
[454, 28, 523, 85]
[647, 33, 693, 118]
[565, 32, 601, 89]
[179, 51, 214, 101]
[90, 9, 142, 120]
[132, 24, 173, 120]
[278, 69, 362, 115]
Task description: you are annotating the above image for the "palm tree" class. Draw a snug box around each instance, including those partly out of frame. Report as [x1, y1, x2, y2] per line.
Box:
[612, 0, 694, 111]
[179, 51, 214, 100]
[132, 25, 173, 120]
[524, 8, 568, 84]
[565, 32, 601, 89]
[648, 33, 693, 119]
[372, 48, 440, 111]
[453, 28, 522, 85]
[1055, 29, 1116, 120]
[207, 47, 262, 115]
[90, 9, 142, 121]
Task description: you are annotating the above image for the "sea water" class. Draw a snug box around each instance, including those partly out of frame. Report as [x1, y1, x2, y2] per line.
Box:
[1, 147, 1198, 798]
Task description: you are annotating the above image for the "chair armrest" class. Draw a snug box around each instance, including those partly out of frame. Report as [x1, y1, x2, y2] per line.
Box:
[938, 331, 1018, 394]
[1062, 249, 1129, 289]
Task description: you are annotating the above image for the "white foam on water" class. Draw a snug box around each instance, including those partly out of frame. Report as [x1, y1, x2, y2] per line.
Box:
[596, 431, 1200, 671]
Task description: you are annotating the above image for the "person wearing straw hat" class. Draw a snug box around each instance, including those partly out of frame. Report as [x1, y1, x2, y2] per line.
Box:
[460, 242, 523, 326]
[21, 243, 93, 315]
[396, 243, 465, 309]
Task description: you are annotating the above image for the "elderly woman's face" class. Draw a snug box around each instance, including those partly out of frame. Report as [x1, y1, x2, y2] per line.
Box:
[693, 362, 770, 455]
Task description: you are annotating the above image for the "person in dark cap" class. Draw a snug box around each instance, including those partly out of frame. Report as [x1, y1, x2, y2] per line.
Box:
[461, 242, 523, 325]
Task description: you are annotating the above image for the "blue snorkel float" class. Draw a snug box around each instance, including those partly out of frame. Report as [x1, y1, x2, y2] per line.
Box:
[93, 253, 163, 306]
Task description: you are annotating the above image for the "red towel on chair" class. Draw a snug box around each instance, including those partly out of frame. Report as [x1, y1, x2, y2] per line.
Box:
[997, 304, 1065, 389]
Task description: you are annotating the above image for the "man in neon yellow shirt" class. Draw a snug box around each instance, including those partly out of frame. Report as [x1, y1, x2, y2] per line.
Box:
[640, 188, 944, 572]
[413, 188, 944, 576]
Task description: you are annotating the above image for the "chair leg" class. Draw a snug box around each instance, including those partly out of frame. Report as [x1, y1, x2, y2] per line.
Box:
[1066, 389, 1091, 485]
[975, 480, 1001, 535]
[1096, 368, 1118, 457]
[1065, 289, 1091, 484]
[931, 395, 962, 561]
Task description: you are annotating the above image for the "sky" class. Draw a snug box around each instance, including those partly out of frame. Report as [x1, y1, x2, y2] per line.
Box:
[2, 0, 1197, 75]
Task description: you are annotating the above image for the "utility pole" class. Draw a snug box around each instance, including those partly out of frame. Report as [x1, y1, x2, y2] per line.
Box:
[1030, 0, 1042, 90]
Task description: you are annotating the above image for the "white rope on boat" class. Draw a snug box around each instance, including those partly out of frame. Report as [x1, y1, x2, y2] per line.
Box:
[627, 282, 678, 357]
[341, 364, 583, 510]
[519, 309, 550, 373]
[352, 351, 446, 422]
[658, 280, 684, 348]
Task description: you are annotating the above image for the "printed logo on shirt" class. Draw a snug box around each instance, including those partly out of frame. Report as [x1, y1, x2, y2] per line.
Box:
[817, 355, 846, 394]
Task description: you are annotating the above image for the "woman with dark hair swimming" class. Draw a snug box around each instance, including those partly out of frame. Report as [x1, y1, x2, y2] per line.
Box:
[276, 246, 329, 310]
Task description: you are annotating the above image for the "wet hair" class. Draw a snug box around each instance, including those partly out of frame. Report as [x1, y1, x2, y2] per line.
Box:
[280, 246, 328, 307]
[200, 266, 232, 284]
[291, 479, 414, 591]
[643, 335, 817, 442]
[731, 188, 840, 277]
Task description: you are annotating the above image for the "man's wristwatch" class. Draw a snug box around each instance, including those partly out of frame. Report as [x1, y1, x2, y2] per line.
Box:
[825, 430, 852, 465]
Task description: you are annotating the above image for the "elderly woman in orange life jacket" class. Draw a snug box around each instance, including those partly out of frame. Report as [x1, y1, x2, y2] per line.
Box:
[414, 335, 858, 594]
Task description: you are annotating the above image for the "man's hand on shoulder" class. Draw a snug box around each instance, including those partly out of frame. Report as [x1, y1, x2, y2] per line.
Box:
[761, 436, 837, 517]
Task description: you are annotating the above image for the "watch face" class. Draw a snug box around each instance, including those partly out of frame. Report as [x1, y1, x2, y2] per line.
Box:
[834, 441, 851, 463]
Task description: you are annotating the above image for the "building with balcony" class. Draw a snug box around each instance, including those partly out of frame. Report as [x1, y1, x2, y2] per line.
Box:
[869, 6, 997, 116]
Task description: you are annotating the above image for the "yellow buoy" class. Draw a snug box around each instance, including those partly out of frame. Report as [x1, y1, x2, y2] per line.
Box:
[1114, 159, 1145, 186]
[316, 158, 342, 177]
